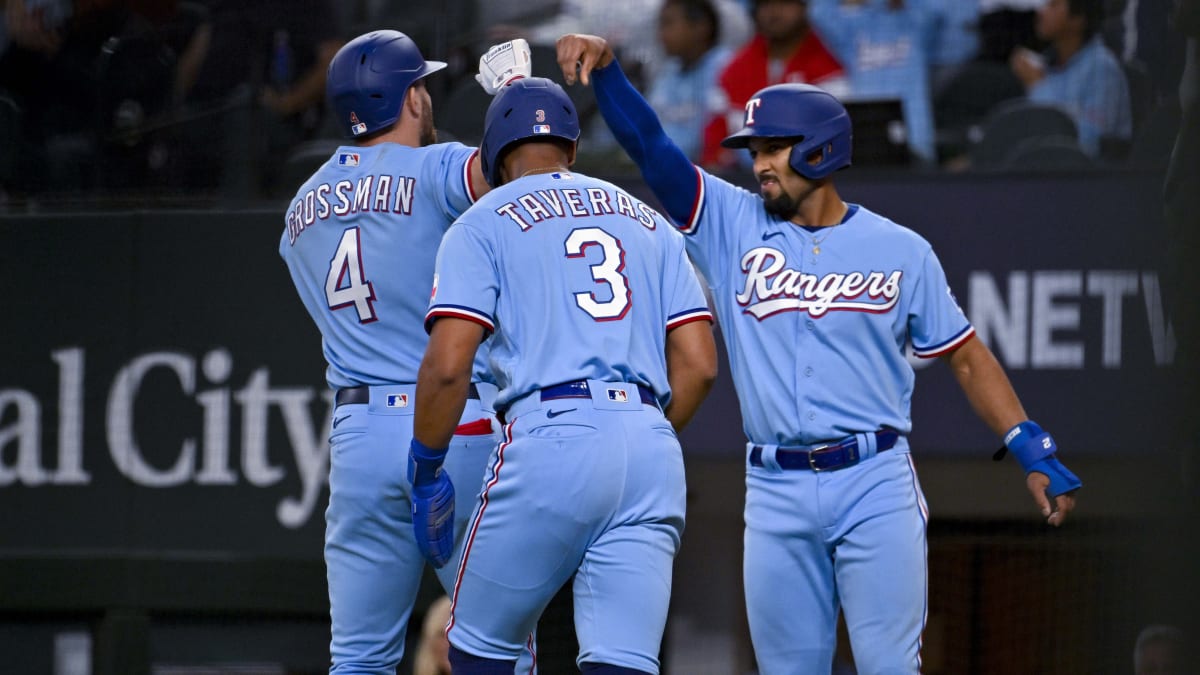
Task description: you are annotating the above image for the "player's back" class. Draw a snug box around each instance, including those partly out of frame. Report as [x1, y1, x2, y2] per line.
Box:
[445, 171, 696, 407]
[280, 141, 478, 389]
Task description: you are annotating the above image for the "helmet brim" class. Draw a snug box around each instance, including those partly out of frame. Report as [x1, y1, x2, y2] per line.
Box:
[721, 125, 804, 149]
[417, 60, 448, 81]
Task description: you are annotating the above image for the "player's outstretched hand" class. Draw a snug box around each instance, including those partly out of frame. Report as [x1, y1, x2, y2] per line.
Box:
[409, 439, 456, 567]
[476, 38, 532, 95]
[556, 33, 614, 87]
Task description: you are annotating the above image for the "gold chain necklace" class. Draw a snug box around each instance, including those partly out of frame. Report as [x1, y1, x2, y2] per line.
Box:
[808, 203, 849, 255]
[809, 226, 838, 255]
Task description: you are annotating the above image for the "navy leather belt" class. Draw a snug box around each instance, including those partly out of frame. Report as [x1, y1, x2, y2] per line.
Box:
[539, 380, 658, 407]
[335, 383, 481, 407]
[749, 429, 900, 472]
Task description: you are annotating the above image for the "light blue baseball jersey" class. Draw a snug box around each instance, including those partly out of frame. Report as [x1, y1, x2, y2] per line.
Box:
[677, 169, 974, 446]
[647, 45, 733, 161]
[589, 54, 953, 674]
[1029, 35, 1132, 157]
[808, 0, 938, 162]
[280, 142, 489, 388]
[426, 171, 713, 411]
[426, 170, 711, 672]
[279, 142, 539, 674]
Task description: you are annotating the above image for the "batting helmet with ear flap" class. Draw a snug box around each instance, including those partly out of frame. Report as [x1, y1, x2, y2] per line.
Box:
[326, 30, 446, 138]
[480, 77, 580, 187]
[721, 83, 852, 180]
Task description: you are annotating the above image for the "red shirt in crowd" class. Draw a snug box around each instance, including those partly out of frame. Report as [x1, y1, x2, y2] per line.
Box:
[701, 32, 846, 168]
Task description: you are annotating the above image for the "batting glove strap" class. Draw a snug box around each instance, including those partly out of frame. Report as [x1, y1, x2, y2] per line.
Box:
[412, 472, 456, 568]
[1003, 420, 1056, 471]
[408, 438, 449, 487]
[1026, 456, 1082, 497]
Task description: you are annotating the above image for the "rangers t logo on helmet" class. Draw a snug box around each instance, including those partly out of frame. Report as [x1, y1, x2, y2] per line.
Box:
[744, 98, 764, 126]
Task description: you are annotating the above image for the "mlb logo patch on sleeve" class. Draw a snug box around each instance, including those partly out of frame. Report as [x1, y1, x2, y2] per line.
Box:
[338, 153, 360, 166]
[387, 393, 410, 408]
[607, 389, 629, 403]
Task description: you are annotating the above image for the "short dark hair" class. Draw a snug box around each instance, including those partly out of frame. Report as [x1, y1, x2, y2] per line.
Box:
[665, 0, 722, 46]
[1067, 0, 1105, 40]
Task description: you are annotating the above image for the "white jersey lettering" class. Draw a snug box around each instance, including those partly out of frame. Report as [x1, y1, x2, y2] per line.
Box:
[492, 187, 662, 233]
[737, 246, 902, 318]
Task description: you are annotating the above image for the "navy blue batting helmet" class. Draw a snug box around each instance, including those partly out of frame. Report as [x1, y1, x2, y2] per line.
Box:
[326, 30, 446, 139]
[480, 77, 580, 187]
[721, 83, 852, 180]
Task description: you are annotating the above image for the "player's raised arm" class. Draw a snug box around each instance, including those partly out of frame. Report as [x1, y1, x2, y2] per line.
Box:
[555, 32, 700, 225]
[941, 336, 1081, 526]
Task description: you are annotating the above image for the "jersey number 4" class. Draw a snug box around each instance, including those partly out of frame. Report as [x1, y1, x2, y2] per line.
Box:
[325, 228, 378, 323]
[565, 227, 631, 321]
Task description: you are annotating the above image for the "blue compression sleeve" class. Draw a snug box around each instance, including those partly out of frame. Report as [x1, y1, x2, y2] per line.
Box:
[592, 59, 700, 225]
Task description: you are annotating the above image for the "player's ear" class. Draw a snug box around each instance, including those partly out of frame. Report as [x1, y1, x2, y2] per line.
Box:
[402, 85, 422, 121]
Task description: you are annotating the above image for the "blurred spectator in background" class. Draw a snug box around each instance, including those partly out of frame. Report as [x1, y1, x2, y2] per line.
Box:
[1009, 0, 1131, 158]
[702, 0, 847, 169]
[501, 0, 749, 87]
[0, 0, 202, 201]
[167, 0, 341, 199]
[808, 0, 937, 163]
[925, 0, 982, 87]
[1132, 624, 1189, 675]
[979, 0, 1044, 60]
[483, 0, 750, 164]
[647, 0, 734, 161]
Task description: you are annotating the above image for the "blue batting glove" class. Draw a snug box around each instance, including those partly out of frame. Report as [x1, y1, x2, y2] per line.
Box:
[1002, 421, 1082, 497]
[409, 438, 455, 568]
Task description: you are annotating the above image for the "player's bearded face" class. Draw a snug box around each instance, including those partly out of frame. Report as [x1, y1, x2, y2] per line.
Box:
[750, 139, 811, 220]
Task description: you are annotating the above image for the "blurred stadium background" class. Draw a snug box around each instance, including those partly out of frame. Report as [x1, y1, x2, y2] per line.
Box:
[1, 0, 1198, 673]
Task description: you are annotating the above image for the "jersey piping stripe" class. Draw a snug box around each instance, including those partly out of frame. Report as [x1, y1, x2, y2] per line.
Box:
[666, 308, 714, 331]
[464, 149, 481, 203]
[425, 305, 495, 334]
[912, 324, 975, 358]
[678, 165, 705, 235]
[447, 418, 515, 637]
[905, 452, 929, 670]
[523, 634, 537, 674]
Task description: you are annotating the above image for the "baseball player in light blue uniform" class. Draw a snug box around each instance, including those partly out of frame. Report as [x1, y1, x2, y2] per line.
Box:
[406, 77, 718, 675]
[558, 34, 1082, 674]
[278, 30, 536, 674]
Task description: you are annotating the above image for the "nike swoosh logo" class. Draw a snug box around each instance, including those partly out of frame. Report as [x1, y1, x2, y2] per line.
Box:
[762, 231, 783, 240]
[332, 415, 351, 428]
[546, 408, 576, 418]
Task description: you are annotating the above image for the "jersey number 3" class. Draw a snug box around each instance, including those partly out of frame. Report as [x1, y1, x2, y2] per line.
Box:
[325, 228, 378, 323]
[565, 227, 631, 321]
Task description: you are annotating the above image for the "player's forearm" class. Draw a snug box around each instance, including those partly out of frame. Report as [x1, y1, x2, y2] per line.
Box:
[943, 336, 1028, 437]
[664, 322, 718, 432]
[414, 373, 471, 449]
[413, 320, 482, 448]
